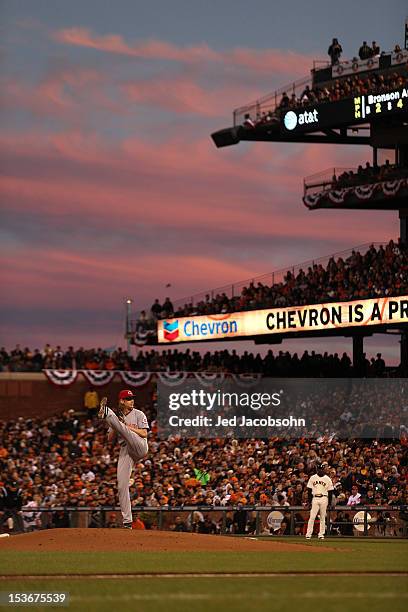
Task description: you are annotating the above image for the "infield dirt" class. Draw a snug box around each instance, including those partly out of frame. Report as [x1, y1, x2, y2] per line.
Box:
[0, 529, 336, 553]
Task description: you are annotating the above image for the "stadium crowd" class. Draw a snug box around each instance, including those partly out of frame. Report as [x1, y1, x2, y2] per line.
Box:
[305, 161, 408, 195]
[3, 243, 403, 354]
[145, 240, 407, 318]
[0, 409, 406, 533]
[0, 345, 396, 377]
[327, 39, 402, 65]
[330, 161, 408, 190]
[243, 64, 406, 128]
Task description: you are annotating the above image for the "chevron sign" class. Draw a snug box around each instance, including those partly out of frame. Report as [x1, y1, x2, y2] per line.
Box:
[163, 320, 179, 341]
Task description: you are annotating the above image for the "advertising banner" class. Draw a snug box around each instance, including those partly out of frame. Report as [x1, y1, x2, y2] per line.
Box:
[158, 295, 408, 343]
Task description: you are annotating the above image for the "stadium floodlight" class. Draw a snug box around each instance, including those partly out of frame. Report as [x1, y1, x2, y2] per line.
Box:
[124, 298, 133, 350]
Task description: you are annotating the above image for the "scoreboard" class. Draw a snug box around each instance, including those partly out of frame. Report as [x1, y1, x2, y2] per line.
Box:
[282, 84, 408, 134]
[353, 90, 405, 119]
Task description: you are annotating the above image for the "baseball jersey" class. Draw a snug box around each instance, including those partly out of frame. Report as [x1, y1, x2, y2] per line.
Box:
[112, 409, 149, 447]
[307, 474, 334, 496]
[347, 492, 362, 506]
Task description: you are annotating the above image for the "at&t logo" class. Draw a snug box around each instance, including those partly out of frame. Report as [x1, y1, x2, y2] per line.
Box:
[284, 108, 319, 130]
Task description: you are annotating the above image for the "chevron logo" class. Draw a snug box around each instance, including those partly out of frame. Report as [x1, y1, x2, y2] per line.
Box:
[163, 320, 179, 341]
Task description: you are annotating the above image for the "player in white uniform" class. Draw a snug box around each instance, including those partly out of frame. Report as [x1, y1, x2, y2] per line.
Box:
[305, 463, 334, 539]
[98, 389, 149, 529]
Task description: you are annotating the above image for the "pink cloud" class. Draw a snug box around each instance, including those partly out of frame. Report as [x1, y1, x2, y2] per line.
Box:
[0, 131, 397, 248]
[1, 67, 105, 119]
[2, 35, 312, 125]
[1, 66, 263, 123]
[52, 27, 313, 77]
[0, 128, 398, 350]
[122, 76, 258, 117]
[53, 28, 219, 63]
[0, 249, 256, 310]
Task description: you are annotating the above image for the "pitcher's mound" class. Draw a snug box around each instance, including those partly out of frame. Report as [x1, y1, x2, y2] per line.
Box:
[0, 529, 334, 552]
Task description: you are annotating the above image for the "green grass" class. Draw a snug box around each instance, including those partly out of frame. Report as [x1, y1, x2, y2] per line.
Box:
[1, 539, 406, 611]
[1, 539, 407, 575]
[0, 577, 407, 612]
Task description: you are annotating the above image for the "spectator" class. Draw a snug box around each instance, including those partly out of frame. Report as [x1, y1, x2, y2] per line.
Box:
[359, 41, 372, 60]
[22, 494, 42, 532]
[371, 41, 380, 56]
[278, 92, 290, 109]
[347, 485, 363, 506]
[84, 388, 99, 416]
[243, 114, 255, 128]
[0, 480, 24, 532]
[162, 297, 174, 317]
[150, 299, 162, 319]
[132, 514, 146, 530]
[373, 353, 386, 376]
[173, 516, 188, 532]
[328, 38, 343, 64]
[199, 514, 217, 534]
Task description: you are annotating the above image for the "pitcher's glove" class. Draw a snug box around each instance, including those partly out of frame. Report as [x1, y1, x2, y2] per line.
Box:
[98, 397, 109, 419]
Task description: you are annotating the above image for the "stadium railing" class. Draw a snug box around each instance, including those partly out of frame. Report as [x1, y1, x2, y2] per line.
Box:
[12, 505, 408, 538]
[232, 48, 408, 126]
[304, 168, 361, 196]
[168, 242, 385, 310]
[304, 166, 408, 197]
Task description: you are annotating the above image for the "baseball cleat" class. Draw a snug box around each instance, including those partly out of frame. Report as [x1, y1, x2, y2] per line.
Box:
[305, 536, 311, 539]
[318, 535, 325, 539]
[123, 523, 132, 529]
[98, 397, 109, 419]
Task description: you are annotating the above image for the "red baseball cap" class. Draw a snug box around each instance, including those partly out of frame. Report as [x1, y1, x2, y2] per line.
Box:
[118, 389, 135, 400]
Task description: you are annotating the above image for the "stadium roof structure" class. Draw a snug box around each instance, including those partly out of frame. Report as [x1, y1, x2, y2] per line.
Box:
[211, 51, 408, 149]
[206, 47, 408, 370]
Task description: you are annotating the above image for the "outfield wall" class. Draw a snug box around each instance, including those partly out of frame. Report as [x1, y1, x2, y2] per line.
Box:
[12, 505, 408, 538]
[0, 373, 154, 420]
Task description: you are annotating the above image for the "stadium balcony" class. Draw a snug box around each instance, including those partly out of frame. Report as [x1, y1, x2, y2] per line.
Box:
[212, 47, 408, 149]
[231, 49, 408, 129]
[130, 240, 407, 347]
[303, 163, 408, 210]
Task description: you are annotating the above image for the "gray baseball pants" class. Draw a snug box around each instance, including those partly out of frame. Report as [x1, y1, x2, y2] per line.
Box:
[306, 497, 328, 537]
[106, 409, 148, 525]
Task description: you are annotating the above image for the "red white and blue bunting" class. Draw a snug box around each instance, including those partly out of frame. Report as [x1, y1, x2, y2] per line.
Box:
[119, 371, 152, 387]
[132, 329, 151, 346]
[82, 370, 116, 386]
[303, 178, 407, 210]
[354, 184, 375, 200]
[44, 369, 148, 388]
[383, 179, 403, 197]
[44, 370, 261, 388]
[231, 373, 262, 387]
[44, 369, 78, 386]
[328, 189, 348, 204]
[194, 372, 225, 386]
[156, 372, 189, 386]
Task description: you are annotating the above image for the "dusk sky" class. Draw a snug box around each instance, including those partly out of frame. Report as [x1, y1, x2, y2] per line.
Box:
[1, 1, 406, 360]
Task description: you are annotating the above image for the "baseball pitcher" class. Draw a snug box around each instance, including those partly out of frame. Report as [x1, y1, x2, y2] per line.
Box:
[305, 463, 334, 539]
[99, 390, 149, 529]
